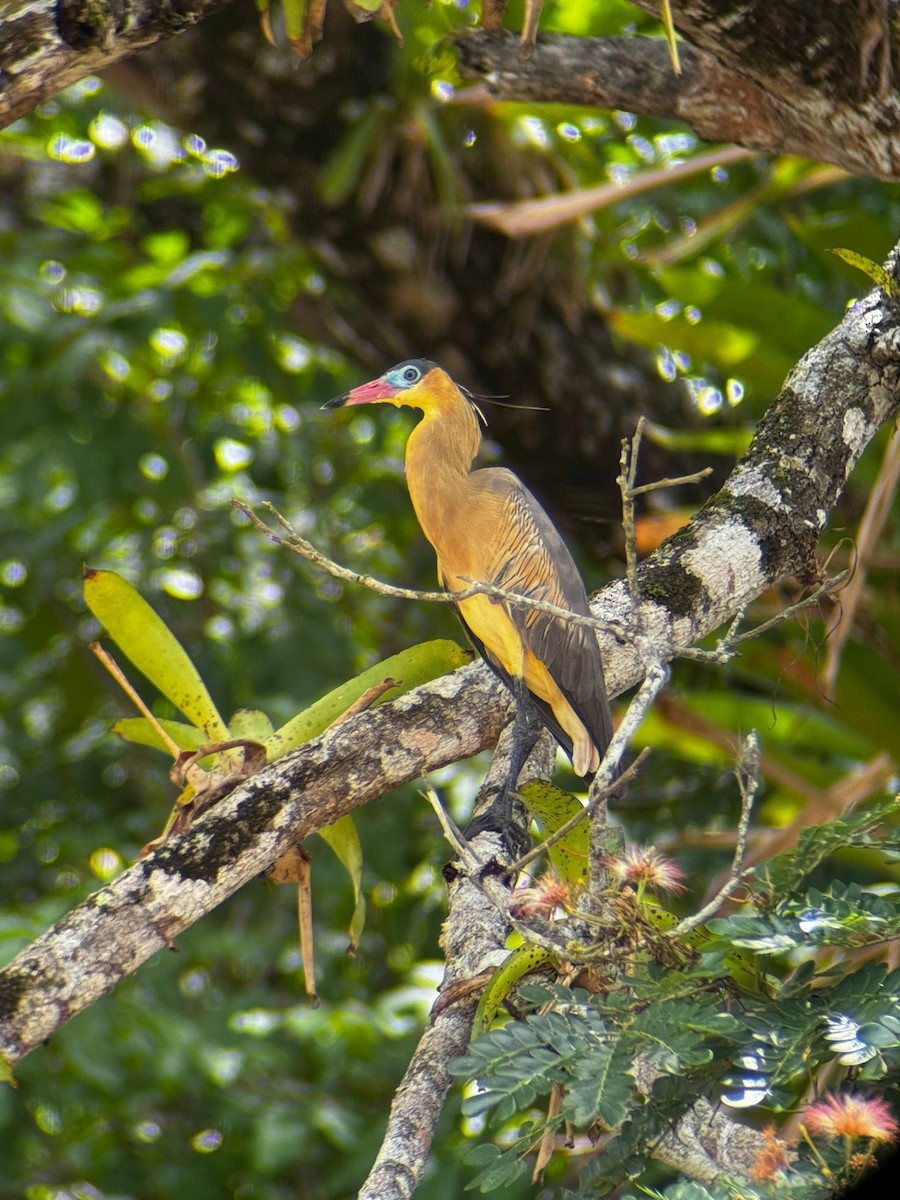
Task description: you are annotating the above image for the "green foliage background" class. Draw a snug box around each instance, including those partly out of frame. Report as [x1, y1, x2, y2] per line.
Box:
[1, 3, 899, 1197]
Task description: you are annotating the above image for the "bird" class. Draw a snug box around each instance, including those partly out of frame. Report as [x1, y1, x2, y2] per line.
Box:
[324, 359, 613, 837]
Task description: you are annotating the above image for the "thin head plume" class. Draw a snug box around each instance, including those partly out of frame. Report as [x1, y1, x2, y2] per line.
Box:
[458, 381, 550, 418]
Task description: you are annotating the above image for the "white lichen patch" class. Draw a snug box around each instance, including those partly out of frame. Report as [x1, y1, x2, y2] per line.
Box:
[841, 407, 867, 454]
[391, 666, 475, 710]
[683, 522, 765, 598]
[727, 466, 785, 508]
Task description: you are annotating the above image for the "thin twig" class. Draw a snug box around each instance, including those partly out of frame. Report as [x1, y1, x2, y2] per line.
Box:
[420, 778, 485, 873]
[234, 498, 627, 638]
[822, 418, 900, 696]
[238, 497, 838, 671]
[616, 422, 713, 596]
[617, 419, 644, 597]
[588, 664, 670, 897]
[679, 572, 849, 664]
[507, 748, 652, 877]
[629, 467, 713, 496]
[89, 642, 182, 759]
[670, 732, 759, 937]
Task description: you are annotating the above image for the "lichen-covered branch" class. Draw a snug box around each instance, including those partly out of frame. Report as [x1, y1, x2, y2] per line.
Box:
[0, 662, 506, 1065]
[358, 730, 554, 1200]
[0, 0, 233, 130]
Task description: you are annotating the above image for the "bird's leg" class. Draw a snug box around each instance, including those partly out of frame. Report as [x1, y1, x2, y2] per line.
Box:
[465, 680, 542, 854]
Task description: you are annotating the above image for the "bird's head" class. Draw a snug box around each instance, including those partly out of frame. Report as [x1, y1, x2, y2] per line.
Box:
[323, 359, 445, 412]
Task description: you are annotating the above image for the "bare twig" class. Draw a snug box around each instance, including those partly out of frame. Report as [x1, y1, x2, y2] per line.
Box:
[616, 418, 712, 598]
[680, 572, 850, 665]
[737, 751, 895, 876]
[629, 468, 714, 497]
[237, 495, 847, 680]
[617, 419, 644, 598]
[89, 642, 182, 759]
[507, 747, 652, 878]
[588, 664, 669, 896]
[420, 778, 485, 873]
[671, 732, 759, 937]
[234, 498, 630, 640]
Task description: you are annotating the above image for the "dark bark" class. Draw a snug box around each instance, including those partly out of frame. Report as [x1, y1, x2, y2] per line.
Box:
[630, 0, 895, 104]
[0, 0, 234, 127]
[459, 1, 900, 181]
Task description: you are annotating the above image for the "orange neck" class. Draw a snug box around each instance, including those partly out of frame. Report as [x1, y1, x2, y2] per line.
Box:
[403, 374, 482, 549]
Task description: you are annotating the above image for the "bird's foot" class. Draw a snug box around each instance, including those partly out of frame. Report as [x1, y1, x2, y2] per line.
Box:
[465, 785, 531, 860]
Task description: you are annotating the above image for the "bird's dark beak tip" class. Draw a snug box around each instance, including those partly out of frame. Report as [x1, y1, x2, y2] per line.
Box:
[321, 393, 349, 410]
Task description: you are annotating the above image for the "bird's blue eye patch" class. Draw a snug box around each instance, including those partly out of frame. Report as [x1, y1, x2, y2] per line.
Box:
[383, 358, 438, 390]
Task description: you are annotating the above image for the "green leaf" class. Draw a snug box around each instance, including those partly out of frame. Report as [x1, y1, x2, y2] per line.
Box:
[141, 229, 190, 267]
[264, 639, 469, 760]
[318, 815, 366, 954]
[762, 793, 900, 893]
[706, 913, 800, 954]
[84, 568, 229, 741]
[641, 419, 753, 457]
[657, 268, 835, 361]
[263, 641, 466, 955]
[318, 102, 392, 208]
[471, 943, 553, 1038]
[463, 1145, 527, 1193]
[112, 717, 208, 754]
[610, 310, 762, 370]
[519, 779, 588, 883]
[640, 901, 760, 992]
[831, 248, 898, 297]
[228, 708, 275, 742]
[460, 1005, 616, 1125]
[565, 1037, 634, 1128]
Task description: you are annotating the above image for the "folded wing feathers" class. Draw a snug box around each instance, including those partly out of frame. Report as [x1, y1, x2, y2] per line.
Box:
[484, 471, 613, 759]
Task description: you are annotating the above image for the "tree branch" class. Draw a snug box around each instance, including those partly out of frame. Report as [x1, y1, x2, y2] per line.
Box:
[0, 0, 234, 131]
[0, 663, 506, 1066]
[457, 2, 900, 181]
[598, 260, 900, 698]
[358, 733, 556, 1200]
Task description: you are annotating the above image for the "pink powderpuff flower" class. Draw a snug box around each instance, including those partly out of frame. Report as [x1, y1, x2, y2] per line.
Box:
[803, 1093, 898, 1143]
[509, 872, 575, 919]
[606, 845, 687, 897]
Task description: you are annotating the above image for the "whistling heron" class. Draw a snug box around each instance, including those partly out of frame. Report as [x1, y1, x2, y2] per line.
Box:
[324, 359, 613, 832]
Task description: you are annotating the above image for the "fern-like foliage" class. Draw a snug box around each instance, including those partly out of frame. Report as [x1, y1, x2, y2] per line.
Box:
[451, 787, 900, 1196]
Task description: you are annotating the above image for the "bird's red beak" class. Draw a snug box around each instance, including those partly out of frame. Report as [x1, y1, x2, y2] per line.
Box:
[322, 377, 400, 409]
